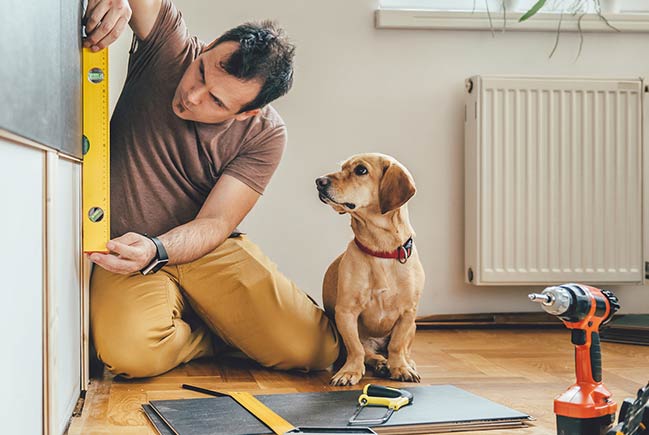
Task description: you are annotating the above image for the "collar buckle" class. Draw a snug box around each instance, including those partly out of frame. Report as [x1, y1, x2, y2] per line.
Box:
[397, 237, 414, 264]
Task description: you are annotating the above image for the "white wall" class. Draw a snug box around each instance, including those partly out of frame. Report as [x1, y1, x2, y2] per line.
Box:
[110, 0, 649, 315]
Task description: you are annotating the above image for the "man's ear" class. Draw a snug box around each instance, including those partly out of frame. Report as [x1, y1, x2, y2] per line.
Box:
[234, 108, 261, 121]
[203, 37, 221, 52]
[378, 162, 416, 214]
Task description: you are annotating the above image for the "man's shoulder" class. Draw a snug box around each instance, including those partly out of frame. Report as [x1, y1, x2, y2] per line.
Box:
[257, 105, 286, 130]
[229, 105, 286, 146]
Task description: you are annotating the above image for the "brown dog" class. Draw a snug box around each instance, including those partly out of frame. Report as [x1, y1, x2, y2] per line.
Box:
[316, 153, 425, 386]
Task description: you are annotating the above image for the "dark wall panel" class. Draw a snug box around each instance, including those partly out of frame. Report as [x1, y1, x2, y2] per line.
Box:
[0, 0, 82, 158]
[61, 1, 84, 157]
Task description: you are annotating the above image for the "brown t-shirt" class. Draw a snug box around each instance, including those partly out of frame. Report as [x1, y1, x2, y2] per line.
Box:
[110, 0, 286, 238]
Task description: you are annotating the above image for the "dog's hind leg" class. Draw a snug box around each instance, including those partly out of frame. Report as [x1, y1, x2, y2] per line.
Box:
[362, 337, 390, 378]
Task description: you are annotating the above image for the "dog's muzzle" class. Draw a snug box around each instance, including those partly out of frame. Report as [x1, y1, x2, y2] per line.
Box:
[315, 177, 356, 209]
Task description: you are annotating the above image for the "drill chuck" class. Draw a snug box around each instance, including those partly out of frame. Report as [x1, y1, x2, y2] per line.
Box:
[528, 293, 551, 303]
[528, 286, 572, 316]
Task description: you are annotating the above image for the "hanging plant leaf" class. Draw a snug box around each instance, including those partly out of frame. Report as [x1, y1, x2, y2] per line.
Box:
[519, 0, 547, 22]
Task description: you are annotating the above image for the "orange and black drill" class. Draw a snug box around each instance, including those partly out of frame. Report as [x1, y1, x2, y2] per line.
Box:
[529, 283, 620, 435]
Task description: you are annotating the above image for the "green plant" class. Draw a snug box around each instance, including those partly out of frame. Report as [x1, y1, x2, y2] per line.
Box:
[519, 0, 619, 57]
[476, 0, 620, 57]
[520, 0, 615, 23]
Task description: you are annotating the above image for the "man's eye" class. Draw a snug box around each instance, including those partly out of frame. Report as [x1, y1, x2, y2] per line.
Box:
[354, 165, 368, 176]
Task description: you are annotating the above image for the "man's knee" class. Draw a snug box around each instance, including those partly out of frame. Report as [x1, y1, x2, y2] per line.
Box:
[92, 297, 185, 378]
[90, 268, 187, 377]
[94, 325, 177, 378]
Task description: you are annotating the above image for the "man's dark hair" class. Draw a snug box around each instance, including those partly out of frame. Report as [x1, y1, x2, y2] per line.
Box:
[210, 21, 295, 113]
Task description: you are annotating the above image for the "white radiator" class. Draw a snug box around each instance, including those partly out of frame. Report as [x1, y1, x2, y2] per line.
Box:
[464, 76, 644, 285]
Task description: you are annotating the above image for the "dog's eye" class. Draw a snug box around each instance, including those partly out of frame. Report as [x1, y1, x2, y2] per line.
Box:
[354, 165, 368, 176]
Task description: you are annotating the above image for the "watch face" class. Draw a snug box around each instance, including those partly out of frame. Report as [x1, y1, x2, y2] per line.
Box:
[141, 258, 169, 275]
[152, 258, 169, 273]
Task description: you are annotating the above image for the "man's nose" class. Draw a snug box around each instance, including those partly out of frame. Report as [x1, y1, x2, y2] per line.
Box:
[315, 177, 331, 189]
[187, 86, 207, 105]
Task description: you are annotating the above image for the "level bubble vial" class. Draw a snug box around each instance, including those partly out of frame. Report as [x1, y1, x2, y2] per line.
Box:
[88, 68, 104, 84]
[88, 207, 105, 222]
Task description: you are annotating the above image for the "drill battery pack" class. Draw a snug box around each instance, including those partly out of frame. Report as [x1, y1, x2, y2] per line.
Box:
[557, 414, 615, 435]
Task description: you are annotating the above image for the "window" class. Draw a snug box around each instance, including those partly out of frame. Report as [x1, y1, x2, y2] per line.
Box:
[381, 1, 504, 11]
[621, 0, 649, 12]
[380, 0, 649, 13]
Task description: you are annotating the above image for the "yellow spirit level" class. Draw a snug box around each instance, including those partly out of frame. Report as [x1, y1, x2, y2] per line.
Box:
[82, 47, 110, 253]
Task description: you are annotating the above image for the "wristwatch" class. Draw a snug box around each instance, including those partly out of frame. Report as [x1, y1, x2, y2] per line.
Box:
[140, 234, 169, 275]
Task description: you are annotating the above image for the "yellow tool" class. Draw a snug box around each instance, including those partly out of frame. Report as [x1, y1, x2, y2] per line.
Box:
[348, 384, 414, 426]
[607, 382, 649, 435]
[228, 390, 295, 434]
[82, 47, 110, 253]
[182, 384, 377, 435]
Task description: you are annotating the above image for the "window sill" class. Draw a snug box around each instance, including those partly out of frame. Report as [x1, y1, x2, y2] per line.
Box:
[375, 9, 649, 32]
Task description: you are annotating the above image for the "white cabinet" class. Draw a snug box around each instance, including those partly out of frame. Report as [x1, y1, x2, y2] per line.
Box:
[47, 154, 83, 435]
[0, 138, 45, 435]
[0, 134, 85, 435]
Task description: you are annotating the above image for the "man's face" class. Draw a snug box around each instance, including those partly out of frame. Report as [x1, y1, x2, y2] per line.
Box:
[172, 41, 263, 124]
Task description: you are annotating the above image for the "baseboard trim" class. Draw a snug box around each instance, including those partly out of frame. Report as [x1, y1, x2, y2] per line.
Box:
[416, 312, 563, 328]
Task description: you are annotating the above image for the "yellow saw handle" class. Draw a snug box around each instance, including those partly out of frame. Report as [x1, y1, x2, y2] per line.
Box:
[358, 384, 414, 410]
[349, 384, 414, 426]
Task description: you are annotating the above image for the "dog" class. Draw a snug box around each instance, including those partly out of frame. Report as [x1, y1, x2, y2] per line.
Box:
[316, 153, 425, 386]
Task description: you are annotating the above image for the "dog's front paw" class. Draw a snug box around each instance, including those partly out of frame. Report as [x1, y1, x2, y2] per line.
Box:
[389, 365, 421, 383]
[330, 364, 365, 386]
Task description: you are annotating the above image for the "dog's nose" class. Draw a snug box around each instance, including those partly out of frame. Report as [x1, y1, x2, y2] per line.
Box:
[315, 177, 331, 189]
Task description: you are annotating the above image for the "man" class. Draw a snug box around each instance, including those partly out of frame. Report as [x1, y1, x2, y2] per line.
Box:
[83, 0, 339, 378]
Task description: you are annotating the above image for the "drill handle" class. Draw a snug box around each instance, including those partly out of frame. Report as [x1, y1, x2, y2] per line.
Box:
[590, 332, 603, 383]
[573, 329, 602, 383]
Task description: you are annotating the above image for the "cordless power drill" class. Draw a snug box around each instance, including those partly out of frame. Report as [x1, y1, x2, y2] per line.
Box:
[529, 283, 620, 435]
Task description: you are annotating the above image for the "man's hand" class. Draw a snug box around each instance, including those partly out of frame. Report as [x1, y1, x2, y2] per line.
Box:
[83, 0, 132, 52]
[89, 232, 156, 275]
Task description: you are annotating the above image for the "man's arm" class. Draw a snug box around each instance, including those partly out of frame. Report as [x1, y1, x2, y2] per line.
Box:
[83, 0, 162, 51]
[89, 174, 260, 274]
[158, 174, 261, 264]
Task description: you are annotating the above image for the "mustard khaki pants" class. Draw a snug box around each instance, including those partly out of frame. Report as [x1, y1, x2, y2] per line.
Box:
[90, 235, 340, 378]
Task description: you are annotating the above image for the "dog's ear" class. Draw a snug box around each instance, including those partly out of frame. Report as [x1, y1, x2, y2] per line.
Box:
[379, 162, 416, 214]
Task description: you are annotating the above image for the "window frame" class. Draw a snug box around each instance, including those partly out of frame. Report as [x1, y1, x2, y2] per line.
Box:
[376, 0, 649, 31]
[379, 0, 649, 13]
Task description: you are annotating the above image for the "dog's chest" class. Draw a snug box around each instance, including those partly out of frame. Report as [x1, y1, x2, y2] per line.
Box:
[358, 285, 402, 336]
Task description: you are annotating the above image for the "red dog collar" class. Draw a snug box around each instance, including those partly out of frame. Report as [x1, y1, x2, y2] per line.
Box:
[354, 237, 414, 264]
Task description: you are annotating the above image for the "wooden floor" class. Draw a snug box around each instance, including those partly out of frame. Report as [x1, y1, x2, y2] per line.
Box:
[67, 329, 649, 435]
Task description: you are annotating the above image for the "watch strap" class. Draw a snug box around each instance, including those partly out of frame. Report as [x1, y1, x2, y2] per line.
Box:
[147, 235, 168, 262]
[140, 234, 169, 275]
